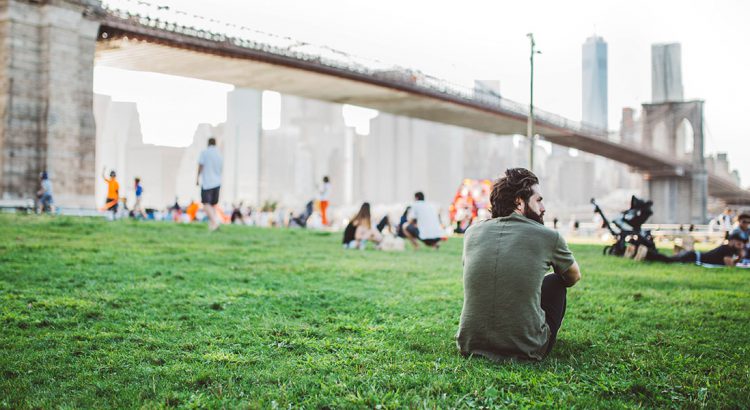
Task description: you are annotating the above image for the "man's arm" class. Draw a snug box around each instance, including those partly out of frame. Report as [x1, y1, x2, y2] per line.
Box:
[722, 247, 745, 267]
[559, 262, 581, 287]
[723, 256, 739, 267]
[196, 164, 203, 186]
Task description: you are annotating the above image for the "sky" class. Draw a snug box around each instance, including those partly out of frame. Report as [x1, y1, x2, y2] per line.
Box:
[95, 0, 750, 184]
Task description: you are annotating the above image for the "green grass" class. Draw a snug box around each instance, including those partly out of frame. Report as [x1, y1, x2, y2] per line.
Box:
[1, 214, 748, 408]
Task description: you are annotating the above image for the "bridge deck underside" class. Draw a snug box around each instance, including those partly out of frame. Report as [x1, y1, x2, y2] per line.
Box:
[95, 38, 750, 203]
[95, 40, 672, 167]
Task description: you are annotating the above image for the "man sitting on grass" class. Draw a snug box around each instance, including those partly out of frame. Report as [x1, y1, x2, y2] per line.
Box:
[402, 192, 444, 250]
[456, 168, 581, 361]
[631, 230, 747, 267]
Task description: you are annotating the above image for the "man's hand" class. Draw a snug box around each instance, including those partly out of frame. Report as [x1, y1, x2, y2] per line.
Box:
[724, 256, 738, 267]
[560, 262, 581, 287]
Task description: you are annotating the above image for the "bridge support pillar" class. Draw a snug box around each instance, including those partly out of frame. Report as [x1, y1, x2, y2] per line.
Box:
[641, 100, 708, 224]
[224, 89, 262, 205]
[646, 172, 707, 224]
[0, 0, 101, 207]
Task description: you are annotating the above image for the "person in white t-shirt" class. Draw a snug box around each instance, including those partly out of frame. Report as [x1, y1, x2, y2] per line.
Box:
[318, 176, 331, 226]
[196, 137, 223, 231]
[402, 191, 444, 249]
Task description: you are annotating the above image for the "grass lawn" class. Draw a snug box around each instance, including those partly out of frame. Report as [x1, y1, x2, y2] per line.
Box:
[1, 214, 748, 408]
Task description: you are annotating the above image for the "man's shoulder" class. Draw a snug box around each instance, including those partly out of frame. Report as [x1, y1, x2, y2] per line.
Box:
[506, 215, 560, 241]
[464, 218, 501, 238]
[464, 219, 486, 235]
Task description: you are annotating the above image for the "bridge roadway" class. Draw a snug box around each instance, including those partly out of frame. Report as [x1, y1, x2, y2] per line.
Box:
[93, 3, 750, 203]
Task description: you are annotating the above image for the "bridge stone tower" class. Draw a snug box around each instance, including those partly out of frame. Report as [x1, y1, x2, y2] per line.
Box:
[641, 100, 707, 224]
[0, 0, 101, 207]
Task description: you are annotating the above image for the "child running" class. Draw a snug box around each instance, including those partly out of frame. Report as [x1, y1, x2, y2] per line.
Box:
[101, 167, 119, 219]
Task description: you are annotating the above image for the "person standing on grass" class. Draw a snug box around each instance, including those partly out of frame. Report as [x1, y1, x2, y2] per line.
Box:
[36, 171, 54, 214]
[456, 168, 581, 361]
[132, 177, 147, 219]
[402, 192, 444, 250]
[196, 137, 223, 231]
[101, 167, 120, 219]
[318, 176, 331, 226]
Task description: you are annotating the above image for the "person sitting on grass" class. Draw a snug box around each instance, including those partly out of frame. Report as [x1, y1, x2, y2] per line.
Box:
[732, 213, 750, 258]
[402, 192, 444, 250]
[456, 168, 581, 361]
[342, 202, 384, 250]
[631, 230, 747, 267]
[394, 206, 411, 239]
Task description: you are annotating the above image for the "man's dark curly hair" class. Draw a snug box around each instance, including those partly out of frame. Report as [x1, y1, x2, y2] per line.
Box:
[490, 168, 539, 218]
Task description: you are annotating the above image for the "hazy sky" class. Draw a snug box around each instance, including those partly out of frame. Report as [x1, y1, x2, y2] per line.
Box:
[96, 0, 750, 183]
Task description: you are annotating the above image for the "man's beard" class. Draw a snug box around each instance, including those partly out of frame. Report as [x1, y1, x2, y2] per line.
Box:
[524, 204, 545, 224]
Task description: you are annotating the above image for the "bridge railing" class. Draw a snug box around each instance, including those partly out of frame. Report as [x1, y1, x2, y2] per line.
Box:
[101, 0, 610, 140]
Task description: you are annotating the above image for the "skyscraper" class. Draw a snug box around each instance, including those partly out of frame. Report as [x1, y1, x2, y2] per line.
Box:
[651, 43, 684, 102]
[582, 35, 608, 130]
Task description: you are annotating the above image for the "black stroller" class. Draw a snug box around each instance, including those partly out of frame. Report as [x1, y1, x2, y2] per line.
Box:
[591, 195, 656, 256]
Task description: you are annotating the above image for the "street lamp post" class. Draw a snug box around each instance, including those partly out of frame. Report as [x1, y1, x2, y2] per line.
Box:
[526, 33, 541, 171]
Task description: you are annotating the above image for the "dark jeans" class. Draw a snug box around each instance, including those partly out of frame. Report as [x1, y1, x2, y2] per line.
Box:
[541, 273, 567, 355]
[646, 249, 697, 264]
[376, 216, 390, 233]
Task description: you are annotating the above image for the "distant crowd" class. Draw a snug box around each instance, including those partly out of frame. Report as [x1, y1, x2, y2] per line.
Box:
[32, 136, 749, 259]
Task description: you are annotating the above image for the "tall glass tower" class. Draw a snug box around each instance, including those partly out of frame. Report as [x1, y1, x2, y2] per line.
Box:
[582, 35, 608, 130]
[651, 43, 683, 103]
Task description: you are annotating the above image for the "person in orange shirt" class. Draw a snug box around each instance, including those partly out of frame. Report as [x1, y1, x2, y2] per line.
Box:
[185, 200, 200, 222]
[102, 167, 120, 218]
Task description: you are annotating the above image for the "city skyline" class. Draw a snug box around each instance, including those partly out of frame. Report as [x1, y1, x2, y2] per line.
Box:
[96, 0, 750, 184]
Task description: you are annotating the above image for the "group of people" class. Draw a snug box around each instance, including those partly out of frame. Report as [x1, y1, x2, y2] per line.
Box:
[341, 192, 446, 251]
[94, 137, 336, 231]
[35, 159, 748, 364]
[100, 168, 147, 220]
[34, 168, 146, 219]
[97, 137, 223, 227]
[335, 179, 578, 364]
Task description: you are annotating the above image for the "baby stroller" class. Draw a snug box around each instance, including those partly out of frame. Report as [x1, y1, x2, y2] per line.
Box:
[591, 196, 656, 256]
